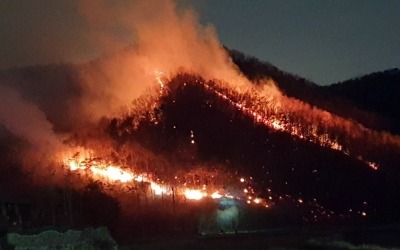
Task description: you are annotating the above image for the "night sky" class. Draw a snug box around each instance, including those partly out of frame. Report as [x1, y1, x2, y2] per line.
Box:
[1, 0, 399, 85]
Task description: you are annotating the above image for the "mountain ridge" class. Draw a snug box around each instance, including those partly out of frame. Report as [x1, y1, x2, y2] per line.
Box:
[229, 50, 400, 134]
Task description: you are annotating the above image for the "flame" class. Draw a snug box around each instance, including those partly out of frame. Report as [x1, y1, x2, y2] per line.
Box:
[140, 70, 385, 171]
[184, 189, 206, 200]
[89, 165, 134, 183]
[51, 69, 394, 223]
[63, 150, 168, 195]
[211, 191, 223, 199]
[199, 80, 382, 170]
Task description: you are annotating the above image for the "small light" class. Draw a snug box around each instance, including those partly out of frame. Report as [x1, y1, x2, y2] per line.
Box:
[211, 192, 222, 199]
[240, 178, 245, 182]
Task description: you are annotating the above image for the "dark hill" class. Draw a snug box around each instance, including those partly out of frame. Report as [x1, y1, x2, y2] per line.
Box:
[323, 68, 400, 134]
[229, 50, 400, 134]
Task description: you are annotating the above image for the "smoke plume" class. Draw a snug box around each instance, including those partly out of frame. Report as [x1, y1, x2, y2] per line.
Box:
[0, 84, 65, 154]
[75, 0, 252, 121]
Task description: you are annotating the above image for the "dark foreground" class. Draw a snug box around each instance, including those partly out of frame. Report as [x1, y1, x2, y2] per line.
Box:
[122, 225, 400, 250]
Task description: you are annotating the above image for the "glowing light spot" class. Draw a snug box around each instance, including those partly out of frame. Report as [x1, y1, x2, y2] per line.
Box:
[135, 176, 144, 182]
[67, 160, 81, 171]
[151, 183, 166, 196]
[184, 189, 205, 200]
[240, 178, 245, 183]
[90, 165, 134, 183]
[211, 192, 222, 199]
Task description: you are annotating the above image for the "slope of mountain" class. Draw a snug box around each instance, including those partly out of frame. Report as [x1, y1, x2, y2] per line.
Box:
[229, 50, 400, 134]
[107, 73, 400, 224]
[323, 68, 400, 134]
[229, 49, 320, 101]
[0, 52, 399, 236]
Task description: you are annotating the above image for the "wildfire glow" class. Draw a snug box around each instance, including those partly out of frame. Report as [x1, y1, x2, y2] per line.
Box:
[63, 151, 168, 195]
[199, 80, 382, 170]
[184, 189, 205, 200]
[151, 182, 167, 195]
[211, 192, 223, 199]
[52, 69, 393, 223]
[89, 165, 134, 183]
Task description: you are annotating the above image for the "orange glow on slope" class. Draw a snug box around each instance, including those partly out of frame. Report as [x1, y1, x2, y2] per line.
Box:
[198, 80, 383, 170]
[63, 150, 168, 194]
[89, 165, 134, 183]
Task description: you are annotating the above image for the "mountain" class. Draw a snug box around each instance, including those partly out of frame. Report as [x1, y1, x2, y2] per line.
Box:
[229, 50, 400, 134]
[323, 68, 400, 134]
[108, 73, 400, 223]
[0, 52, 400, 238]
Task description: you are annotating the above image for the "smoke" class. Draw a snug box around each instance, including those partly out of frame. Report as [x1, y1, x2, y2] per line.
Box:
[74, 0, 253, 121]
[0, 84, 65, 154]
[0, 0, 262, 176]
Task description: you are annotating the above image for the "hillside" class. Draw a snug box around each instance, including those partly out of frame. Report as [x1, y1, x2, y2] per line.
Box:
[323, 69, 400, 134]
[230, 50, 400, 134]
[0, 53, 400, 240]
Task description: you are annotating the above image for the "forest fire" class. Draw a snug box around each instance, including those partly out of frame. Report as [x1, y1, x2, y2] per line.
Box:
[1, 0, 399, 242]
[134, 72, 385, 171]
[62, 150, 256, 204]
[46, 68, 395, 226]
[64, 152, 169, 195]
[159, 77, 393, 171]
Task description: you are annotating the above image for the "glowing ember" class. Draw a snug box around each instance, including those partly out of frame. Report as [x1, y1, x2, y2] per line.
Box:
[63, 151, 168, 195]
[151, 182, 167, 195]
[89, 165, 134, 183]
[199, 80, 384, 170]
[184, 189, 206, 200]
[211, 192, 222, 199]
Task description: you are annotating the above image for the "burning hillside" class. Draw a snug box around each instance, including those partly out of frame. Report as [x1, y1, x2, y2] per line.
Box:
[0, 0, 399, 240]
[49, 71, 399, 224]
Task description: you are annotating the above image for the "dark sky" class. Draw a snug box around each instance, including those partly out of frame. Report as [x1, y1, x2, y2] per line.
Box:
[1, 0, 399, 85]
[198, 0, 400, 84]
